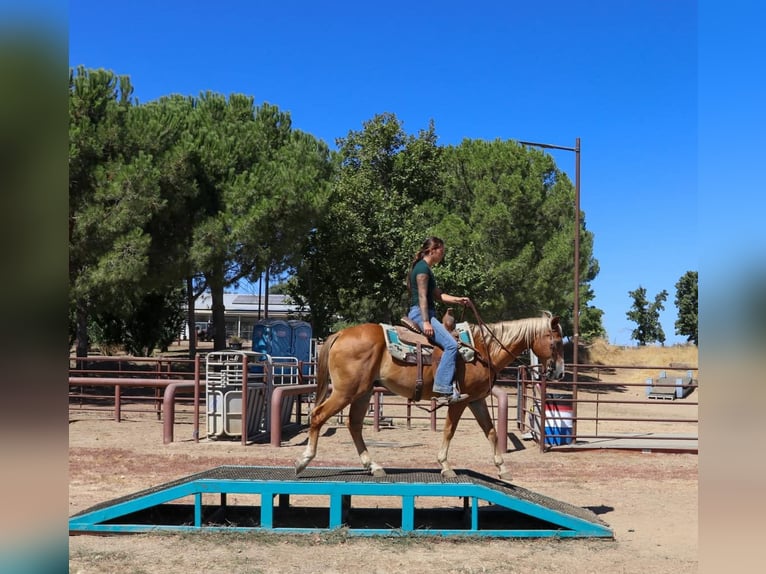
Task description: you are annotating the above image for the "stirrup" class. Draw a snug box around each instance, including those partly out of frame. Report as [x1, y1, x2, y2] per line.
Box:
[433, 392, 469, 407]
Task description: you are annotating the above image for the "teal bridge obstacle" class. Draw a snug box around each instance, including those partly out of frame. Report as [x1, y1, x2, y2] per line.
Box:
[69, 466, 613, 539]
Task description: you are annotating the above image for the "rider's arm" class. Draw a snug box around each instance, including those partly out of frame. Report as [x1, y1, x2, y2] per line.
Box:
[416, 273, 430, 319]
[415, 273, 434, 336]
[434, 287, 470, 306]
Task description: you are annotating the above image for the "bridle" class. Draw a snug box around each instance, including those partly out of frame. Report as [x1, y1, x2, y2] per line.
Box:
[461, 301, 562, 383]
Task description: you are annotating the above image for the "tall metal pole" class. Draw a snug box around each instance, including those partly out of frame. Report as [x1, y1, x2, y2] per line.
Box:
[573, 137, 580, 385]
[517, 138, 581, 423]
[572, 138, 580, 440]
[517, 138, 581, 368]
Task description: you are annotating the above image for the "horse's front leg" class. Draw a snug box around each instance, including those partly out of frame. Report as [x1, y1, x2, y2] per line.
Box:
[468, 399, 511, 481]
[347, 391, 386, 477]
[437, 402, 469, 478]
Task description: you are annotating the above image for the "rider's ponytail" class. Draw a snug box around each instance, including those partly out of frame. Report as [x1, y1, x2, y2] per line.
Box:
[406, 236, 444, 294]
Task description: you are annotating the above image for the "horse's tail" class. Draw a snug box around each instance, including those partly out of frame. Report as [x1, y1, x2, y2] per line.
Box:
[315, 331, 340, 405]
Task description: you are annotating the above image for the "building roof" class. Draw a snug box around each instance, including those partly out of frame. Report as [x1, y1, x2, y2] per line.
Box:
[194, 293, 304, 316]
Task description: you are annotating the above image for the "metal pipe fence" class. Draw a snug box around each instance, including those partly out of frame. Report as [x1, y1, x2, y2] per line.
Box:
[69, 356, 697, 454]
[516, 364, 698, 452]
[69, 355, 200, 422]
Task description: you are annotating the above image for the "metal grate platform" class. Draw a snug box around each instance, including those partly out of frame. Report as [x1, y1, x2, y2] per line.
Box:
[69, 466, 613, 538]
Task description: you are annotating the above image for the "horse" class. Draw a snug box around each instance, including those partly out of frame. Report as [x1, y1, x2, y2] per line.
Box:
[295, 311, 565, 481]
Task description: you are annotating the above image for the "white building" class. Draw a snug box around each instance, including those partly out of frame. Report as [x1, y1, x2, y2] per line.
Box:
[187, 293, 307, 341]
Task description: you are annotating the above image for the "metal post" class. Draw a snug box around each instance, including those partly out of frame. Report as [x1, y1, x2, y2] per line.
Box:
[517, 137, 581, 440]
[193, 354, 200, 443]
[572, 137, 581, 439]
[241, 353, 248, 446]
[373, 389, 381, 432]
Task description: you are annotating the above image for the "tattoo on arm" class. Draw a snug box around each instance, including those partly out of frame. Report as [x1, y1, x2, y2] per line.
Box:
[416, 274, 430, 319]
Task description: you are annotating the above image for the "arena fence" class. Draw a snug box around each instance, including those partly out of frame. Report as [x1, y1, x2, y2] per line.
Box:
[516, 364, 698, 453]
[69, 355, 697, 453]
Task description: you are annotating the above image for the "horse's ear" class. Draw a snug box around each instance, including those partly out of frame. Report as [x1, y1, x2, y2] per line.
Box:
[551, 316, 561, 327]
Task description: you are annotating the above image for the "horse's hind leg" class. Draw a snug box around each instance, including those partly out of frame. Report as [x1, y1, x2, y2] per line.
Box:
[468, 399, 511, 481]
[295, 393, 350, 475]
[347, 391, 386, 477]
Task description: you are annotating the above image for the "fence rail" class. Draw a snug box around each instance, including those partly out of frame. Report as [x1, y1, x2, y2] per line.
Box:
[69, 355, 200, 422]
[69, 356, 698, 453]
[516, 364, 698, 452]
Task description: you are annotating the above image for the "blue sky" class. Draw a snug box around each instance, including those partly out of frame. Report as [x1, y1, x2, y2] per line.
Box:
[69, 0, 698, 346]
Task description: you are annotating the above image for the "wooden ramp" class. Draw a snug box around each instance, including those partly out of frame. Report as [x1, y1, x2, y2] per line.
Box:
[69, 466, 613, 539]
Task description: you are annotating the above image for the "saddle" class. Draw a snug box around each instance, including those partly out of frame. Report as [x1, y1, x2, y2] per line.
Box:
[380, 312, 476, 402]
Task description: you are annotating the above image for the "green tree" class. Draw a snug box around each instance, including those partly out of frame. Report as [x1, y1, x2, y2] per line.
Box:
[132, 95, 206, 356]
[69, 80, 331, 355]
[627, 286, 668, 345]
[290, 113, 442, 335]
[69, 67, 156, 357]
[674, 270, 698, 345]
[90, 287, 186, 356]
[70, 70, 205, 357]
[187, 93, 332, 349]
[579, 305, 606, 341]
[291, 122, 604, 339]
[439, 139, 601, 334]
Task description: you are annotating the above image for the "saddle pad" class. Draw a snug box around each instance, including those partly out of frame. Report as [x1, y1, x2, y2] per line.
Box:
[454, 322, 475, 362]
[380, 323, 475, 363]
[380, 323, 433, 362]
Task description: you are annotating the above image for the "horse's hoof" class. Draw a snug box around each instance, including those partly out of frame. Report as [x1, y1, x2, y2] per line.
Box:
[498, 471, 512, 482]
[441, 469, 457, 479]
[295, 460, 307, 475]
[371, 467, 387, 478]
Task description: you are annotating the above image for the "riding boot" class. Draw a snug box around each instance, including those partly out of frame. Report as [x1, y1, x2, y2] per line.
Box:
[434, 376, 469, 405]
[434, 391, 469, 407]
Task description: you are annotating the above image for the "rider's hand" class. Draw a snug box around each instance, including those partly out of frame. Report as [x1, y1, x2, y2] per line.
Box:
[423, 320, 434, 337]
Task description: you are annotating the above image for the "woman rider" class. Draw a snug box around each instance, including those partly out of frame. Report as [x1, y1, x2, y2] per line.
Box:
[407, 236, 470, 406]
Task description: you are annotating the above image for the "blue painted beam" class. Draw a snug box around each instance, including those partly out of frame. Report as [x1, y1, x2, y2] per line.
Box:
[69, 466, 613, 539]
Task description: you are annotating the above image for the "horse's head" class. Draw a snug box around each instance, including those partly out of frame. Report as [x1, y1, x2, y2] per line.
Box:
[530, 314, 566, 381]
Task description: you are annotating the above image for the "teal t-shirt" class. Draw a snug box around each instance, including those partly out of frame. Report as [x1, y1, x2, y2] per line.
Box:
[409, 259, 436, 308]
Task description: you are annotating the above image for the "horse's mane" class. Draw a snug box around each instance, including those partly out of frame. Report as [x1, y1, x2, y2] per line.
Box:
[471, 311, 558, 350]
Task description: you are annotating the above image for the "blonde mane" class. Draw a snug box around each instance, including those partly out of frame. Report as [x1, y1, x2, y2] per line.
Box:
[471, 311, 559, 364]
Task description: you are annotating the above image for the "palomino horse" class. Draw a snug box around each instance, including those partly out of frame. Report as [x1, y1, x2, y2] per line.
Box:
[295, 311, 565, 480]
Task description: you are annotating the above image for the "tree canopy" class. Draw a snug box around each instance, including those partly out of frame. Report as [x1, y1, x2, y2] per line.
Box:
[288, 117, 600, 337]
[70, 67, 606, 355]
[69, 68, 332, 355]
[626, 286, 668, 346]
[674, 270, 698, 345]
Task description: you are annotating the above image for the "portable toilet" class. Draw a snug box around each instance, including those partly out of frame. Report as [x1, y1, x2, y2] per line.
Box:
[290, 320, 313, 376]
[250, 320, 272, 374]
[251, 320, 272, 355]
[269, 320, 292, 357]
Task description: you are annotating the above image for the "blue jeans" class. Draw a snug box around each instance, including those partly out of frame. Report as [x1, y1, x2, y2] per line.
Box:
[408, 305, 458, 395]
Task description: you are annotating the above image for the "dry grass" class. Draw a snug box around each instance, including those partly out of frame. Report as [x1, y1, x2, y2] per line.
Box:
[582, 338, 698, 368]
[573, 338, 698, 387]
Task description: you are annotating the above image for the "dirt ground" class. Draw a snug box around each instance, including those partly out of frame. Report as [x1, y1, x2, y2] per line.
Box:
[69, 344, 698, 574]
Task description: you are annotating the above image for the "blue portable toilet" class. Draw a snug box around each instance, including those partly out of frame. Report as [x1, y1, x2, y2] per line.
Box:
[251, 320, 272, 355]
[269, 320, 292, 357]
[250, 320, 272, 374]
[268, 319, 294, 386]
[290, 320, 313, 376]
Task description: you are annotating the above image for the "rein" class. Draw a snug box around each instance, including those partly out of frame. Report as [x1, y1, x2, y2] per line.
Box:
[415, 301, 525, 414]
[460, 301, 518, 425]
[463, 300, 519, 385]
